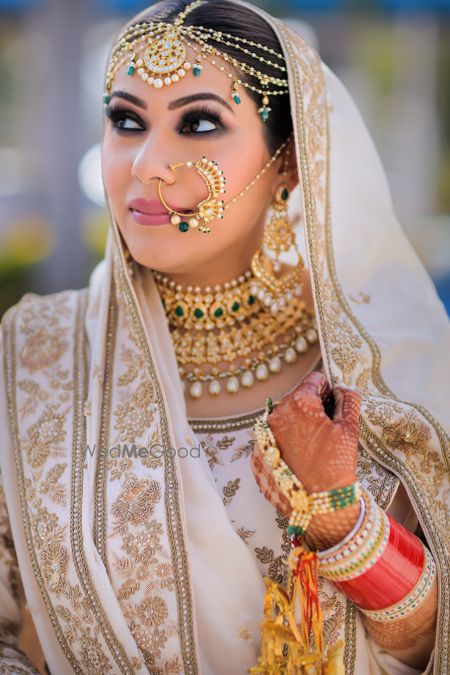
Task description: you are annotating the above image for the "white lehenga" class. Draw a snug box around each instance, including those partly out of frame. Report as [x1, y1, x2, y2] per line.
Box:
[0, 0, 449, 673]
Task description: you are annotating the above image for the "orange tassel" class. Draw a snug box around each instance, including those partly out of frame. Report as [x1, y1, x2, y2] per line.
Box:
[249, 545, 345, 674]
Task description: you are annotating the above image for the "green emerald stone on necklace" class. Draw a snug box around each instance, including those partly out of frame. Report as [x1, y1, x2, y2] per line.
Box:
[127, 64, 135, 75]
[175, 306, 184, 317]
[281, 187, 289, 200]
[248, 294, 256, 305]
[194, 308, 204, 319]
[231, 301, 240, 312]
[214, 307, 224, 317]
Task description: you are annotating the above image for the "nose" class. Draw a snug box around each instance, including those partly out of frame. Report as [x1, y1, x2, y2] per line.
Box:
[131, 136, 176, 186]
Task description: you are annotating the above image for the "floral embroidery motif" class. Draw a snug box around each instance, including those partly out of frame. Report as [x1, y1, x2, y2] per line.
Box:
[23, 406, 67, 469]
[3, 291, 119, 672]
[111, 477, 161, 533]
[101, 268, 190, 672]
[222, 478, 240, 506]
[365, 399, 447, 489]
[199, 434, 236, 469]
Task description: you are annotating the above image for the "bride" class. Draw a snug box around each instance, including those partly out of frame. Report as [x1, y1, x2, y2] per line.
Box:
[0, 0, 448, 673]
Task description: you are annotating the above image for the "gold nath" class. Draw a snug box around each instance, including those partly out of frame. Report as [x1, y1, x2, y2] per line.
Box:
[104, 0, 288, 122]
[158, 156, 226, 234]
[157, 140, 287, 235]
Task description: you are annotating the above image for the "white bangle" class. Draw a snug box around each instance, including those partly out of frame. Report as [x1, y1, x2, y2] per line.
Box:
[317, 495, 366, 559]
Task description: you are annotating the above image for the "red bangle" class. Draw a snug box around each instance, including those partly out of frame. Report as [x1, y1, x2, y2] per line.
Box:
[334, 514, 424, 610]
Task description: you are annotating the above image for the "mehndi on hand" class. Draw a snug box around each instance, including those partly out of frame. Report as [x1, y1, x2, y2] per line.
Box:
[251, 371, 362, 547]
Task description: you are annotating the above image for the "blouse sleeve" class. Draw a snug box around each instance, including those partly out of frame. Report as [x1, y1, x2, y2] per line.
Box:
[0, 330, 40, 673]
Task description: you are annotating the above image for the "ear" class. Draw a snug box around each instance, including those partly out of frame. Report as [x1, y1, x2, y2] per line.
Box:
[277, 133, 299, 192]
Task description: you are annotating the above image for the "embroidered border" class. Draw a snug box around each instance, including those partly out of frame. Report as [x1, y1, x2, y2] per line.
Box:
[93, 276, 118, 575]
[112, 228, 199, 675]
[70, 289, 136, 674]
[2, 293, 86, 673]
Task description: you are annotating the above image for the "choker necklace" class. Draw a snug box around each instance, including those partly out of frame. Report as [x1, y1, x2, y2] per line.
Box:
[153, 266, 318, 399]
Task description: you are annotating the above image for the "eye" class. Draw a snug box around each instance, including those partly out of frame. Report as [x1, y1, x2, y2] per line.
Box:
[179, 106, 224, 135]
[183, 118, 216, 133]
[106, 107, 144, 132]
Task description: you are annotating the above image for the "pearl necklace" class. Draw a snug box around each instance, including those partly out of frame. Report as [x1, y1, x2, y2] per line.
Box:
[153, 267, 318, 399]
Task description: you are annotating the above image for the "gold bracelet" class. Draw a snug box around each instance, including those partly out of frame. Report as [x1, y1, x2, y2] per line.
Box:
[253, 397, 361, 538]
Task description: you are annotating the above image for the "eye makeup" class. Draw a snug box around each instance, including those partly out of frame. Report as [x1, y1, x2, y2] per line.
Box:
[105, 104, 225, 136]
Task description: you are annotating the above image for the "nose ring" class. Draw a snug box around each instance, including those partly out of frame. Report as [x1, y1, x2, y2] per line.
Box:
[157, 156, 226, 234]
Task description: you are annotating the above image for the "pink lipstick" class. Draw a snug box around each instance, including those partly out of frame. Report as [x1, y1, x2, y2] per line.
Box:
[129, 198, 187, 226]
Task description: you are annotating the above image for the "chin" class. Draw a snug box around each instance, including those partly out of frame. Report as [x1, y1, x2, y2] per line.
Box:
[126, 240, 196, 274]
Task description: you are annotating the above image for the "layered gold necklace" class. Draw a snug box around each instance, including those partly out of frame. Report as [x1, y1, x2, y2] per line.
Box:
[153, 266, 318, 399]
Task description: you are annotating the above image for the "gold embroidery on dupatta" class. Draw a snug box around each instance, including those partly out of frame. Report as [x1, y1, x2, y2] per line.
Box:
[274, 16, 449, 670]
[0, 480, 22, 645]
[94, 276, 118, 574]
[93, 277, 177, 671]
[71, 290, 137, 673]
[95, 232, 199, 674]
[2, 290, 133, 673]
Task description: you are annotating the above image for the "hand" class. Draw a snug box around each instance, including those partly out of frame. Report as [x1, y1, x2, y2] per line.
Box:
[251, 371, 362, 547]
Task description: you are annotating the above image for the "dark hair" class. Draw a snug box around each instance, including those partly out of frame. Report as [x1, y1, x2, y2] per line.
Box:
[127, 0, 292, 154]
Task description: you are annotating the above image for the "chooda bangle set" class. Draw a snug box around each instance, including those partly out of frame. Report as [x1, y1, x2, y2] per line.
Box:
[251, 397, 437, 673]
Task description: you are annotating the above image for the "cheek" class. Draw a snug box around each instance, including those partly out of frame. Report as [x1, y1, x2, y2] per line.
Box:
[217, 133, 267, 202]
[101, 141, 131, 202]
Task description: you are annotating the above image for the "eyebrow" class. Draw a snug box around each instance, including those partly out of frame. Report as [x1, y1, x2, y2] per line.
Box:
[168, 92, 234, 113]
[109, 90, 234, 114]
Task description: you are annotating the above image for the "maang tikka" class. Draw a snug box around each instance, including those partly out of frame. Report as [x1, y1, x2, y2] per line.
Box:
[104, 0, 288, 123]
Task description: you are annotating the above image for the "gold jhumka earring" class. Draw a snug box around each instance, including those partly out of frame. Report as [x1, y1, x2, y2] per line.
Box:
[250, 140, 308, 318]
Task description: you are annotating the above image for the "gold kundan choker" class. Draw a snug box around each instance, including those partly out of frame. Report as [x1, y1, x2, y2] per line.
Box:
[153, 267, 318, 399]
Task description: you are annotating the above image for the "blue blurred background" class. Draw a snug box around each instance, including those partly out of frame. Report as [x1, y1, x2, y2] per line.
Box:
[1, 0, 449, 317]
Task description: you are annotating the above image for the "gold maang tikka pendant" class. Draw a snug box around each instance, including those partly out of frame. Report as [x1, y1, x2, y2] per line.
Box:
[135, 29, 193, 90]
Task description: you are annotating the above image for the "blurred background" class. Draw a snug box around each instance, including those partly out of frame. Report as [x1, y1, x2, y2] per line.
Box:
[1, 0, 449, 319]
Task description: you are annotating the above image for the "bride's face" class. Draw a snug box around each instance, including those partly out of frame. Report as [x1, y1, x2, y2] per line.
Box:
[101, 45, 294, 285]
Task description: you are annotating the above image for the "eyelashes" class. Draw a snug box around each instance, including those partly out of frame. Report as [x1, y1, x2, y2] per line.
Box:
[105, 107, 143, 131]
[105, 104, 224, 135]
[179, 105, 224, 134]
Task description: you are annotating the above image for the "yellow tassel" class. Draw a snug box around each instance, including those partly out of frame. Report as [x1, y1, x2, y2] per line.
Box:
[249, 547, 345, 674]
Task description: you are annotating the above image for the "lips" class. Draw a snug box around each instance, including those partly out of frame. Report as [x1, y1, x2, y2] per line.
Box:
[129, 198, 189, 215]
[129, 197, 193, 227]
